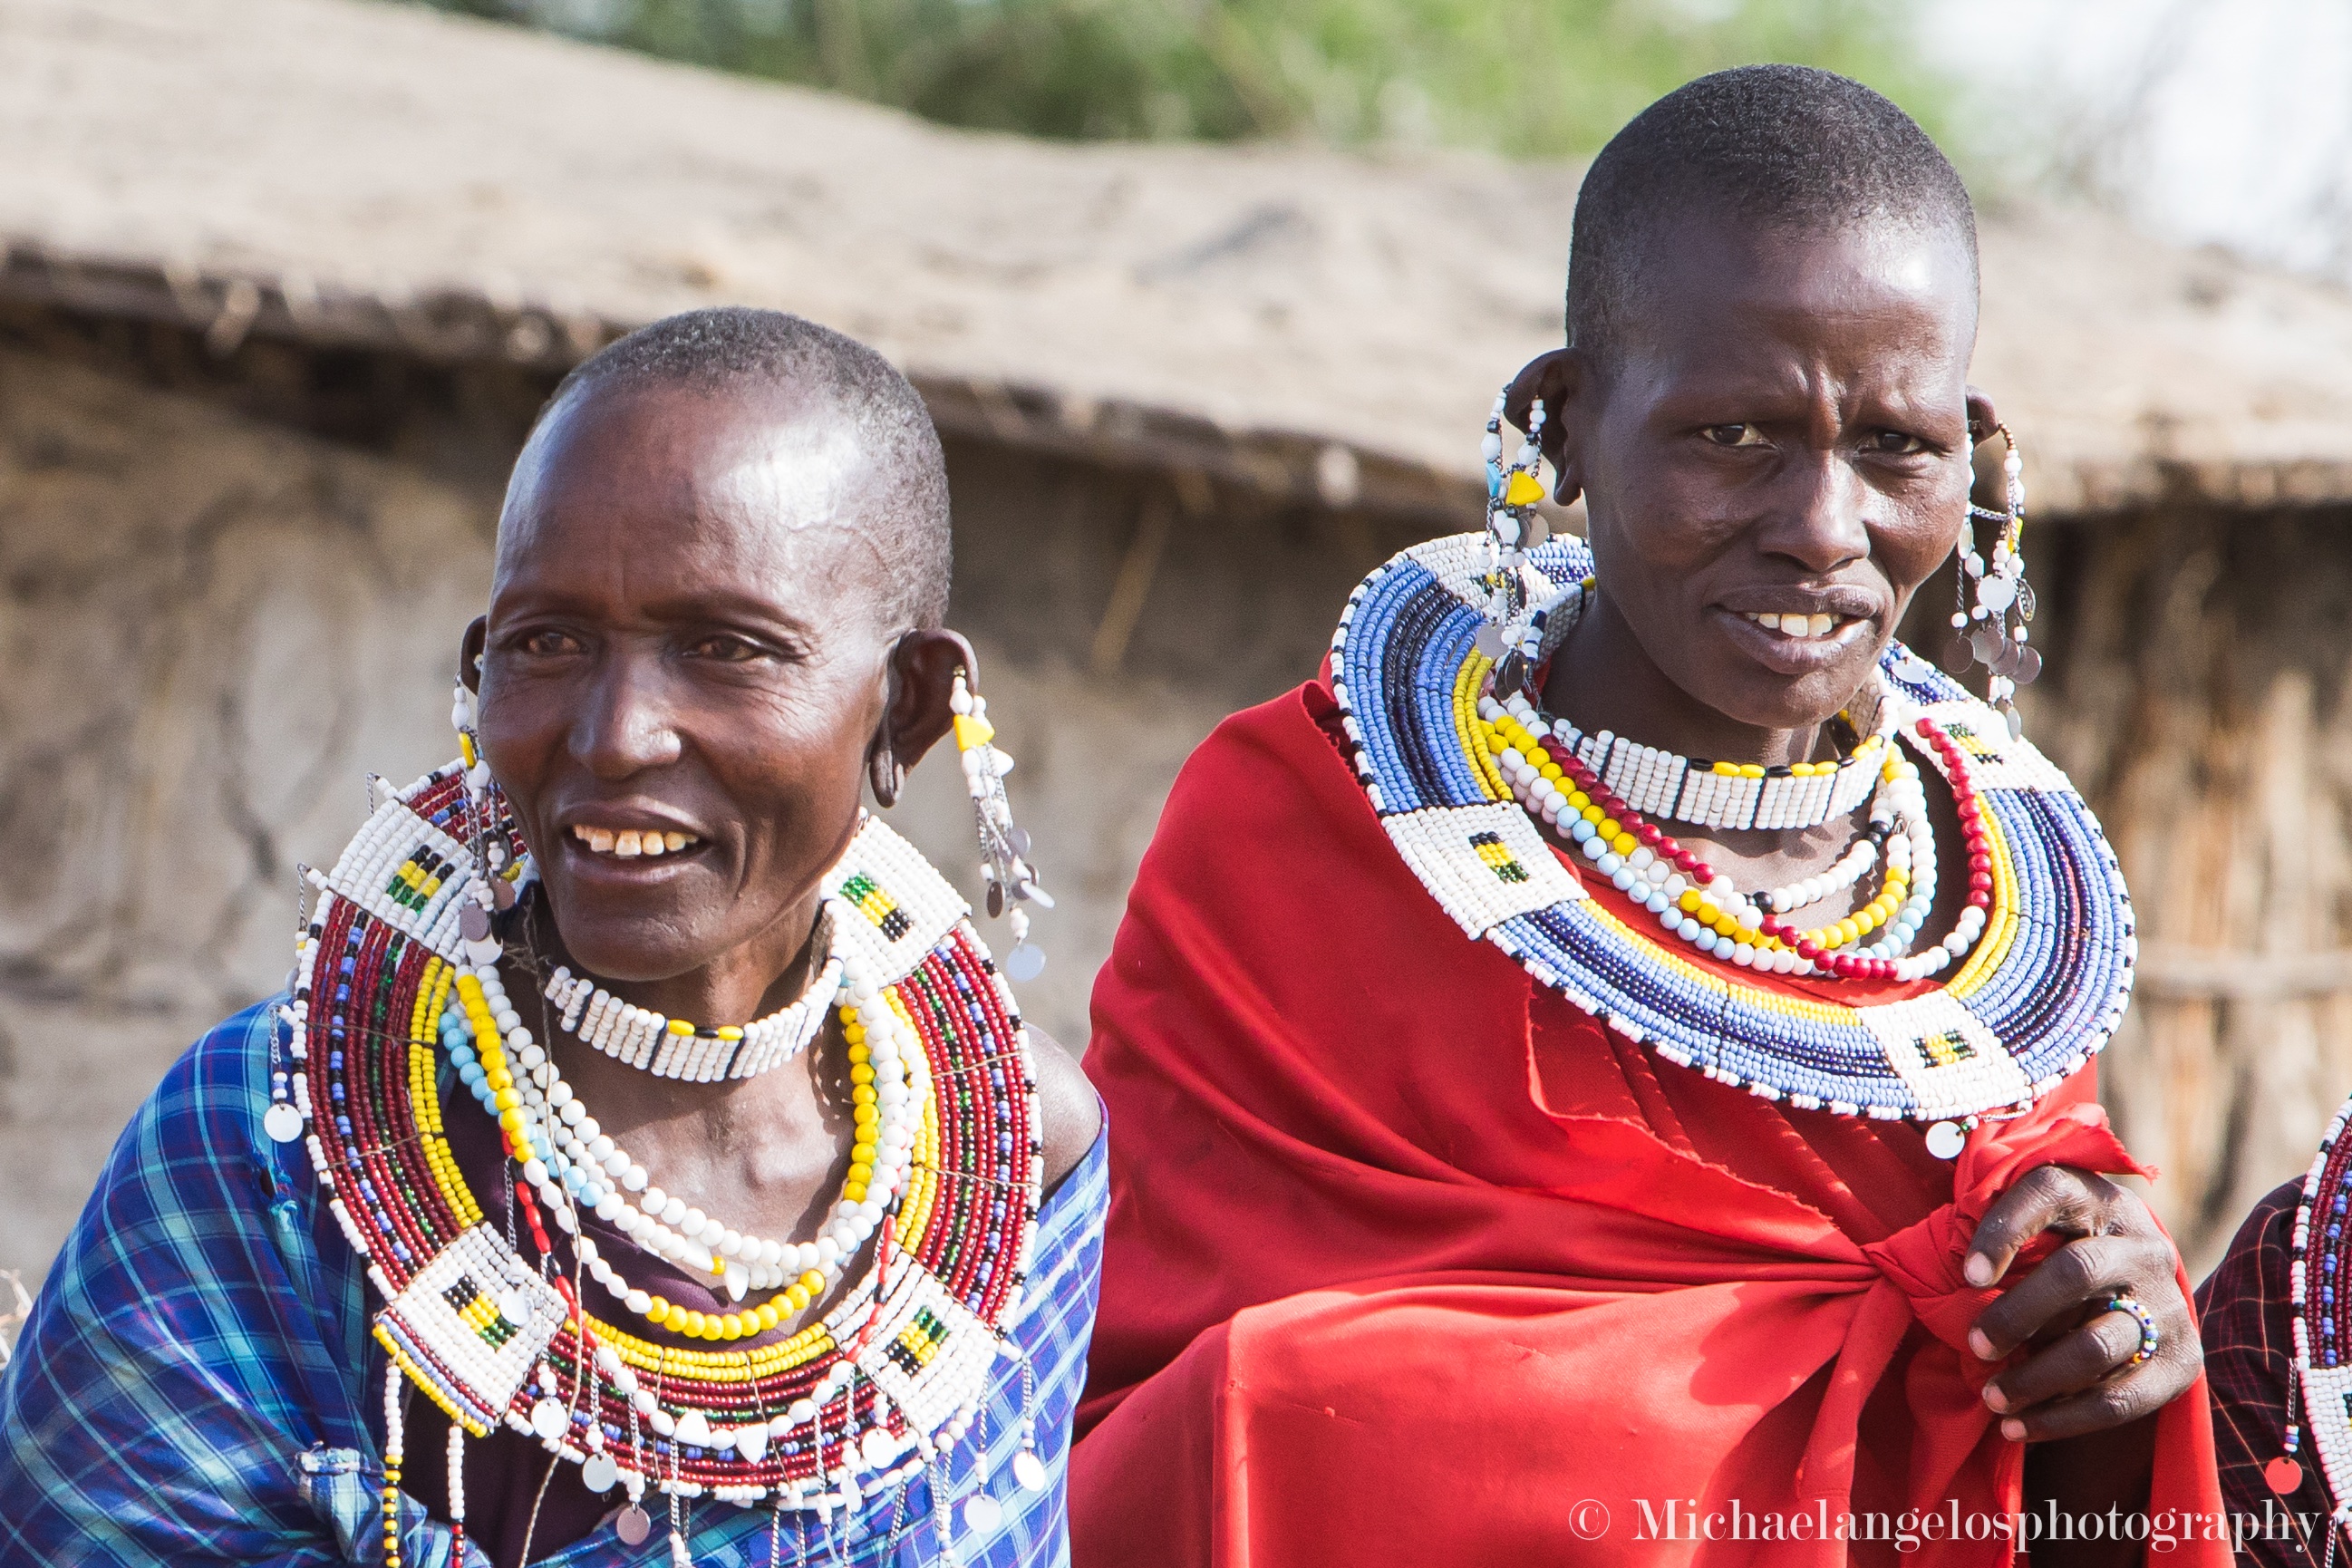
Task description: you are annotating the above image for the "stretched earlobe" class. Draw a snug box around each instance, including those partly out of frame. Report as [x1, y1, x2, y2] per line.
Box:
[867, 743, 905, 808]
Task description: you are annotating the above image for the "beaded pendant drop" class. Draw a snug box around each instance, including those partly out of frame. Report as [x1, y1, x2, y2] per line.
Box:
[284, 763, 1044, 1519]
[1330, 533, 2136, 1126]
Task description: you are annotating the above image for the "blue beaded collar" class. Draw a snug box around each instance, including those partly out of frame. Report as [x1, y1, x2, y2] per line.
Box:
[1330, 532, 2137, 1127]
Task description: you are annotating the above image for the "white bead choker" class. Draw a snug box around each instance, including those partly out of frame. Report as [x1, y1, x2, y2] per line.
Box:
[1544, 674, 1900, 834]
[542, 904, 844, 1082]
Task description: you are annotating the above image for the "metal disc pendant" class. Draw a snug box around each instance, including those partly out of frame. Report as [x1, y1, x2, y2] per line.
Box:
[492, 876, 519, 911]
[1938, 638, 1973, 677]
[581, 1452, 619, 1494]
[263, 1102, 305, 1144]
[1970, 624, 2006, 667]
[1495, 650, 1527, 696]
[530, 1397, 567, 1441]
[1005, 943, 1046, 982]
[963, 1493, 1005, 1534]
[615, 1504, 653, 1545]
[1011, 1449, 1049, 1492]
[1924, 1120, 1967, 1160]
[2014, 645, 2043, 685]
[985, 883, 1004, 918]
[1990, 637, 2021, 678]
[1473, 624, 1506, 661]
[460, 903, 493, 942]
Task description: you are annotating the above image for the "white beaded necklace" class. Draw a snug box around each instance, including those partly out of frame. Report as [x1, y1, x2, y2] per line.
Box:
[540, 910, 843, 1083]
[457, 960, 922, 1323]
[1485, 687, 1984, 982]
[1543, 684, 1900, 834]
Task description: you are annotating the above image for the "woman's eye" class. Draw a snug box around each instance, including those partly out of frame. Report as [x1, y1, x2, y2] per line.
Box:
[518, 630, 582, 656]
[1866, 430, 1931, 456]
[689, 635, 767, 663]
[1702, 424, 1767, 449]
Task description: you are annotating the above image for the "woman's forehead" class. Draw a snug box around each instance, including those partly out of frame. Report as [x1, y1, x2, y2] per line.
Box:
[494, 382, 881, 604]
[1618, 215, 1976, 372]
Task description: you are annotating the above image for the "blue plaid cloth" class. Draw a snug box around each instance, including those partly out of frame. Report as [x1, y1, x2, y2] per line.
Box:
[0, 1001, 1107, 1567]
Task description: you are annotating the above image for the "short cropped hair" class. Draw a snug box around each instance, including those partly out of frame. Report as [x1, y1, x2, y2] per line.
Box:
[1566, 65, 1977, 373]
[540, 307, 952, 630]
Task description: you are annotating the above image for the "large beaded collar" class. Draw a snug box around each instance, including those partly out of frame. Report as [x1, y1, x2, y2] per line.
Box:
[1331, 532, 2137, 1127]
[280, 761, 1043, 1526]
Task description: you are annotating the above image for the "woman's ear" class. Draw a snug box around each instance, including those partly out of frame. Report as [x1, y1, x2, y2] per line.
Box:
[1505, 349, 1585, 508]
[867, 628, 973, 806]
[1964, 386, 2001, 508]
[460, 617, 489, 694]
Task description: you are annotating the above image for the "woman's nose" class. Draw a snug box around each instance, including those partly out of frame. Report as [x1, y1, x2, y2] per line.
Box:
[572, 652, 684, 778]
[1761, 451, 1873, 575]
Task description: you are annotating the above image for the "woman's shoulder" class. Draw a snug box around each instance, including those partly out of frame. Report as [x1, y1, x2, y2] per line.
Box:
[1026, 1024, 1103, 1198]
[123, 998, 286, 1163]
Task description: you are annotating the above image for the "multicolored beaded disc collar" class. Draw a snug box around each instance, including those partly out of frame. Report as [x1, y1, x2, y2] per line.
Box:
[2280, 1089, 2352, 1542]
[1331, 532, 2137, 1129]
[281, 762, 1044, 1564]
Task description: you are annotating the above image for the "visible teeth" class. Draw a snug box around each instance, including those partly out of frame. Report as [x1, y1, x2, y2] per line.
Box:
[1746, 611, 1841, 638]
[572, 825, 701, 856]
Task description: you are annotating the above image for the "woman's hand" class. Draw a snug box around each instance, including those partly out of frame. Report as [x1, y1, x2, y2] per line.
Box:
[1963, 1163, 2201, 1439]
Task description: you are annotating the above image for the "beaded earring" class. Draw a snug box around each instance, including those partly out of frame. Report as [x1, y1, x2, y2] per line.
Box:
[1478, 384, 1583, 700]
[1945, 423, 2038, 737]
[448, 673, 519, 963]
[951, 666, 1050, 982]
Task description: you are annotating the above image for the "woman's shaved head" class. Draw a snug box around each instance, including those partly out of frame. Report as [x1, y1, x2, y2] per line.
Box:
[519, 306, 952, 633]
[1566, 64, 1977, 377]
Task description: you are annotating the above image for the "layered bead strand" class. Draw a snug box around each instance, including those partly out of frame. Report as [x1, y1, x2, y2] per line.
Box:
[452, 963, 926, 1338]
[1478, 692, 1989, 983]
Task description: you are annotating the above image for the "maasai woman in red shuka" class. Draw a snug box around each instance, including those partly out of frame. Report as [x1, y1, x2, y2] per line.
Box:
[1070, 67, 2223, 1567]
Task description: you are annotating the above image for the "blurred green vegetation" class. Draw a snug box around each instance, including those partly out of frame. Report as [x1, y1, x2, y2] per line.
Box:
[404, 0, 1957, 158]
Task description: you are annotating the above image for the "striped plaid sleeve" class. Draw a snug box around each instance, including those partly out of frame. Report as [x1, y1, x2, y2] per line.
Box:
[0, 1002, 380, 1565]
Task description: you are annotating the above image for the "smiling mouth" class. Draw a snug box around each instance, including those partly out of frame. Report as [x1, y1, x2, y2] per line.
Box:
[1738, 610, 1858, 642]
[569, 824, 704, 859]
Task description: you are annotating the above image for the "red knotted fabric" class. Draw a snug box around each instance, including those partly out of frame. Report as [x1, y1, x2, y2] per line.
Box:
[1070, 679, 2221, 1566]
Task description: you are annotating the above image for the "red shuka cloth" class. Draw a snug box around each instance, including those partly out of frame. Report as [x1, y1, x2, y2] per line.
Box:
[1070, 679, 2222, 1566]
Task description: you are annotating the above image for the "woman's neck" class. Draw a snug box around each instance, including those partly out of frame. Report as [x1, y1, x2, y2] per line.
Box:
[518, 890, 827, 1031]
[1537, 592, 1848, 768]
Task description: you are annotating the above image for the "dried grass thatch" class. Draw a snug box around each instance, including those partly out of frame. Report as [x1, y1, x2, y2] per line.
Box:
[5, 0, 2352, 518]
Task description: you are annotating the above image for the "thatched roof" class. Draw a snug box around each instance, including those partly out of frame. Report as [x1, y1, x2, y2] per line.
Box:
[7, 0, 2352, 516]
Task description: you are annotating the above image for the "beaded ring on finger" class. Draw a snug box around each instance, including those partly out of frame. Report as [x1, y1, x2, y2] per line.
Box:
[2107, 1291, 2160, 1369]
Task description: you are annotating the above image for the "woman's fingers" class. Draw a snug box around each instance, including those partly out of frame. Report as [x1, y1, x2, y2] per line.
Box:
[1989, 1318, 2199, 1444]
[1983, 1302, 2144, 1413]
[1963, 1164, 2101, 1289]
[1970, 1231, 2137, 1360]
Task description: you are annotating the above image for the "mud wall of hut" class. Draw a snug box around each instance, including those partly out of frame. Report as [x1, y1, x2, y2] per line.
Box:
[2019, 508, 2352, 1270]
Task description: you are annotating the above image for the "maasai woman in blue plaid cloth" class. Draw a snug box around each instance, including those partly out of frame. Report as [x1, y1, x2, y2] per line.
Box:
[0, 308, 1105, 1568]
